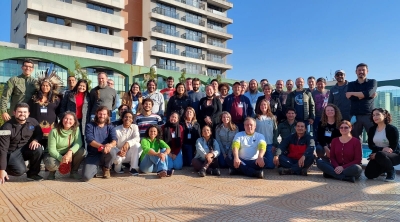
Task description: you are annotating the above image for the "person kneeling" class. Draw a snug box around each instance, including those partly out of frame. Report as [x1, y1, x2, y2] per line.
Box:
[316, 121, 362, 183]
[113, 111, 142, 176]
[192, 125, 220, 177]
[274, 122, 314, 176]
[45, 112, 86, 180]
[139, 125, 173, 178]
[226, 117, 266, 179]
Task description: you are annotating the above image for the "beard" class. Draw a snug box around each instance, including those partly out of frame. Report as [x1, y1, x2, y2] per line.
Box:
[99, 83, 107, 89]
[15, 115, 27, 122]
[250, 88, 258, 94]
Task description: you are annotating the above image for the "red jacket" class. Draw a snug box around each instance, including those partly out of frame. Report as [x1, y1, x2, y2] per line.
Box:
[276, 133, 315, 160]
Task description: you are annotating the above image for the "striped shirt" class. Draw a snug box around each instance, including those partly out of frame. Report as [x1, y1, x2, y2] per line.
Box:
[135, 114, 163, 137]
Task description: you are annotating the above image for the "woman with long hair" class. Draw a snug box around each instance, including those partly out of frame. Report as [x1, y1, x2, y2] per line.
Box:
[215, 111, 238, 168]
[317, 121, 362, 183]
[139, 125, 173, 178]
[122, 82, 143, 115]
[254, 99, 277, 169]
[162, 112, 184, 171]
[181, 107, 201, 167]
[192, 125, 220, 177]
[166, 83, 191, 119]
[255, 83, 283, 122]
[316, 104, 342, 159]
[197, 85, 222, 132]
[217, 83, 230, 104]
[44, 111, 85, 180]
[365, 108, 400, 182]
[60, 79, 90, 141]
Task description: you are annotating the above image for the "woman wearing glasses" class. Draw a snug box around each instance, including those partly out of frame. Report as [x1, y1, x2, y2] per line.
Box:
[316, 120, 362, 183]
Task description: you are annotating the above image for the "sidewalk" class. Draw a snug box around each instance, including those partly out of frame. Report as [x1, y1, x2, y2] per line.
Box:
[1, 166, 399, 222]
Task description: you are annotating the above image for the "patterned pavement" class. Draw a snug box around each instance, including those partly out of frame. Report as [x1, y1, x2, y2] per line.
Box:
[1, 165, 399, 222]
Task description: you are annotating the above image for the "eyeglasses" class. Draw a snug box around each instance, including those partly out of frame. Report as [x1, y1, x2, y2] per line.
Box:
[340, 126, 350, 129]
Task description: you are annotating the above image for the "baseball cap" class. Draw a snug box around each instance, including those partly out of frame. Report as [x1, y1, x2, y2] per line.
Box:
[334, 70, 345, 75]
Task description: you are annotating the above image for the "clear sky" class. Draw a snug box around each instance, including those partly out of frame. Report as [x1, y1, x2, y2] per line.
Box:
[1, 0, 400, 88]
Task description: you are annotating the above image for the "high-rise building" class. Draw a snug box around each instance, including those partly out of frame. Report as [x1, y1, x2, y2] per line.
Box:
[10, 0, 234, 77]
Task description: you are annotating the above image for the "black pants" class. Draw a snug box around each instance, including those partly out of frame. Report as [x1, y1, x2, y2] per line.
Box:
[365, 151, 400, 179]
[192, 157, 219, 171]
[6, 144, 43, 177]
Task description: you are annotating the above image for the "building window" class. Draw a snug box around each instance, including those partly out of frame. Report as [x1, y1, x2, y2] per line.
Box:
[42, 15, 72, 27]
[207, 68, 221, 76]
[14, 23, 20, 33]
[86, 24, 113, 35]
[86, 24, 96, 32]
[157, 58, 178, 71]
[186, 63, 202, 74]
[57, 0, 72, 3]
[208, 20, 224, 32]
[38, 38, 71, 50]
[86, 45, 114, 56]
[185, 46, 202, 59]
[87, 3, 114, 14]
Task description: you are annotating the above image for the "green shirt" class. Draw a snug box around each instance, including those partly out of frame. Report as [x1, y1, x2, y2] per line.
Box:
[140, 138, 170, 161]
[1, 74, 37, 114]
[48, 128, 83, 161]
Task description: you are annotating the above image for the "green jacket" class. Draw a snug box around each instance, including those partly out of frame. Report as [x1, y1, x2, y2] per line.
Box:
[1, 74, 37, 114]
[286, 90, 315, 121]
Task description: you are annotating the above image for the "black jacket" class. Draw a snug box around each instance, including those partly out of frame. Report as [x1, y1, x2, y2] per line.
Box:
[0, 117, 43, 170]
[181, 121, 201, 146]
[198, 97, 222, 129]
[256, 95, 284, 122]
[367, 124, 399, 154]
[166, 95, 192, 119]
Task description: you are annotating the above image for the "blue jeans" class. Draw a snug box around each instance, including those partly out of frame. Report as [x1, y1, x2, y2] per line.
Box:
[167, 150, 183, 170]
[317, 159, 362, 179]
[278, 154, 314, 175]
[263, 144, 275, 169]
[313, 116, 321, 143]
[182, 144, 194, 167]
[218, 153, 229, 168]
[226, 156, 264, 178]
[139, 148, 168, 173]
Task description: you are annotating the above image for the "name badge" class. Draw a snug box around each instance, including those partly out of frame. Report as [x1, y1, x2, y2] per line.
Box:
[172, 132, 176, 138]
[238, 102, 243, 108]
[325, 130, 332, 137]
[274, 103, 278, 109]
[187, 133, 191, 139]
[40, 107, 47, 113]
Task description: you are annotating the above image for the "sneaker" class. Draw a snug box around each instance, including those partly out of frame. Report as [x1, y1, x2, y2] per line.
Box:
[102, 167, 111, 179]
[212, 168, 221, 176]
[70, 171, 82, 180]
[229, 168, 239, 175]
[130, 168, 139, 176]
[47, 171, 56, 180]
[323, 173, 334, 178]
[385, 169, 396, 182]
[114, 163, 124, 174]
[157, 170, 167, 178]
[278, 167, 292, 175]
[167, 169, 174, 177]
[255, 170, 264, 179]
[27, 174, 44, 181]
[301, 168, 308, 176]
[380, 172, 387, 177]
[342, 176, 355, 183]
[198, 168, 206, 177]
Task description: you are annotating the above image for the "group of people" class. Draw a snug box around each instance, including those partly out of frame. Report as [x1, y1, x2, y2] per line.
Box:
[0, 60, 399, 184]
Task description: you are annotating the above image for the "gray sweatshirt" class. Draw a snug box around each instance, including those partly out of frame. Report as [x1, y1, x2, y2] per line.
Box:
[215, 124, 239, 157]
[88, 86, 116, 115]
[328, 81, 351, 121]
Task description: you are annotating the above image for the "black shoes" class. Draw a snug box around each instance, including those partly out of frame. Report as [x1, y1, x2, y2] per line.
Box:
[255, 170, 264, 179]
[278, 167, 292, 175]
[130, 168, 139, 176]
[385, 169, 396, 182]
[342, 176, 355, 183]
[198, 168, 206, 177]
[27, 174, 44, 181]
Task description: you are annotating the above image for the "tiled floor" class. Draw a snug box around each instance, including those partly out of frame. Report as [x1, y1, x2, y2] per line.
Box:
[1, 165, 399, 222]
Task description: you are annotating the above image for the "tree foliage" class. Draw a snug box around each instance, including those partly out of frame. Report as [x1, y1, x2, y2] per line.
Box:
[67, 60, 92, 90]
[179, 69, 186, 84]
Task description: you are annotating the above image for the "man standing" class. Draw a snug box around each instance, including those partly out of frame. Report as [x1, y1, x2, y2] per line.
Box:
[227, 117, 266, 179]
[273, 107, 297, 148]
[273, 80, 289, 114]
[286, 78, 315, 128]
[107, 79, 121, 122]
[328, 70, 351, 121]
[260, 79, 269, 90]
[240, 80, 248, 95]
[307, 76, 316, 93]
[135, 98, 163, 137]
[82, 106, 117, 181]
[62, 76, 77, 96]
[312, 77, 330, 142]
[274, 121, 315, 176]
[346, 63, 377, 139]
[244, 79, 263, 115]
[142, 80, 165, 118]
[286, 79, 294, 93]
[185, 78, 193, 92]
[88, 72, 117, 116]
[222, 82, 253, 131]
[0, 103, 44, 183]
[188, 78, 205, 111]
[160, 76, 175, 108]
[1, 59, 37, 121]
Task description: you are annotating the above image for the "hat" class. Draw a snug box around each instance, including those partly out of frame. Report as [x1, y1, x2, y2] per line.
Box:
[334, 70, 345, 75]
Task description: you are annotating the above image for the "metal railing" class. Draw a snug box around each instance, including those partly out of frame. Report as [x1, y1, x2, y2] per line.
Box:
[156, 64, 180, 71]
[207, 24, 226, 33]
[152, 7, 179, 19]
[152, 45, 180, 55]
[181, 33, 205, 43]
[152, 26, 180, 37]
[175, 0, 205, 9]
[207, 39, 225, 48]
[206, 8, 226, 17]
[207, 55, 225, 64]
[181, 51, 205, 59]
[181, 16, 205, 26]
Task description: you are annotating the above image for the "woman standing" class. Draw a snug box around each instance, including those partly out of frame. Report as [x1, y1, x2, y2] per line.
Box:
[122, 82, 143, 115]
[165, 83, 191, 119]
[316, 104, 342, 159]
[256, 83, 283, 122]
[254, 99, 277, 169]
[60, 79, 90, 141]
[198, 85, 222, 132]
[317, 121, 362, 183]
[365, 108, 400, 182]
[163, 112, 184, 171]
[181, 107, 201, 167]
[215, 112, 238, 168]
[192, 125, 220, 177]
[45, 111, 85, 180]
[217, 83, 230, 104]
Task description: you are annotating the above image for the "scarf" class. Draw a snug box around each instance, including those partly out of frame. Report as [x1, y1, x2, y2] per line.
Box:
[163, 121, 181, 147]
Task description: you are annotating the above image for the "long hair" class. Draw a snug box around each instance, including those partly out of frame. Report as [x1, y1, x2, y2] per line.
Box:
[129, 82, 142, 98]
[321, 104, 342, 128]
[255, 99, 274, 119]
[70, 79, 89, 96]
[183, 107, 197, 124]
[93, 106, 111, 125]
[202, 125, 214, 151]
[144, 125, 163, 141]
[173, 82, 188, 98]
[56, 111, 79, 136]
[217, 111, 237, 131]
[370, 108, 392, 125]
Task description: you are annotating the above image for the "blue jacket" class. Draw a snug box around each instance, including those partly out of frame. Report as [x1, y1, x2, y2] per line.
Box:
[222, 94, 253, 123]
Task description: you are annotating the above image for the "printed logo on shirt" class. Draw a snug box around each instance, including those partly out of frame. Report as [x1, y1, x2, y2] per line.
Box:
[295, 94, 303, 105]
[29, 125, 35, 130]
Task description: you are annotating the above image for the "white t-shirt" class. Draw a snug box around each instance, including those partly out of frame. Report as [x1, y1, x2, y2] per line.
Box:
[373, 128, 389, 148]
[232, 131, 266, 160]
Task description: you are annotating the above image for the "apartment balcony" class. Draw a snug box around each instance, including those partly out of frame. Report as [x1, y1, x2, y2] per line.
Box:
[181, 16, 205, 27]
[206, 24, 233, 39]
[152, 45, 180, 55]
[207, 39, 225, 48]
[156, 63, 180, 71]
[182, 68, 203, 75]
[207, 0, 233, 9]
[181, 33, 205, 43]
[152, 7, 179, 19]
[181, 51, 205, 60]
[87, 0, 124, 9]
[205, 8, 233, 24]
[207, 55, 225, 64]
[175, 0, 205, 10]
[152, 26, 180, 37]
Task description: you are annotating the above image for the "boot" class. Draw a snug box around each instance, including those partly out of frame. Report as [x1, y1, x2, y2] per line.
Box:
[47, 171, 56, 180]
[102, 167, 111, 179]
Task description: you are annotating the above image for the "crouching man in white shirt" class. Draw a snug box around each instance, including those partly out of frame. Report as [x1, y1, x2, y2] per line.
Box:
[114, 110, 142, 176]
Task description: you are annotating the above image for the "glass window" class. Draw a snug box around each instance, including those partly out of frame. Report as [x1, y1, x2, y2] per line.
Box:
[46, 40, 54, 47]
[100, 27, 108, 34]
[87, 24, 95, 31]
[56, 18, 65, 25]
[55, 41, 62, 48]
[62, 42, 71, 49]
[38, 38, 45, 46]
[47, 16, 56, 24]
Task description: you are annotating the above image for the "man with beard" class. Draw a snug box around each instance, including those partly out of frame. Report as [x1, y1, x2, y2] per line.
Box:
[0, 103, 44, 183]
[88, 72, 117, 117]
[160, 76, 175, 108]
[346, 63, 377, 139]
[328, 70, 351, 121]
[82, 106, 117, 181]
[312, 78, 330, 142]
[307, 76, 316, 93]
[286, 79, 294, 93]
[273, 80, 288, 122]
[142, 80, 165, 118]
[186, 78, 193, 92]
[111, 105, 130, 127]
[244, 79, 263, 115]
[135, 98, 163, 138]
[188, 78, 205, 111]
[61, 75, 77, 96]
[260, 79, 269, 90]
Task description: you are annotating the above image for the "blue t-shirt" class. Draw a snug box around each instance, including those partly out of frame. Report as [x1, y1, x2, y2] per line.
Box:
[294, 91, 304, 121]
